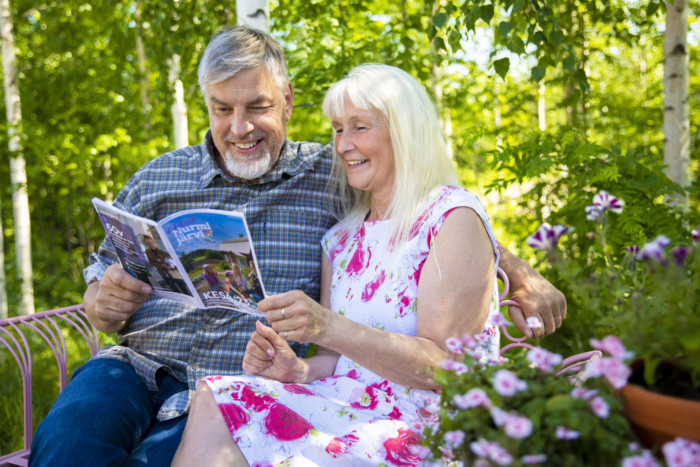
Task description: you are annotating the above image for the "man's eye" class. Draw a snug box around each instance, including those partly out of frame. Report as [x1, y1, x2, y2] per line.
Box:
[215, 107, 230, 113]
[334, 128, 343, 135]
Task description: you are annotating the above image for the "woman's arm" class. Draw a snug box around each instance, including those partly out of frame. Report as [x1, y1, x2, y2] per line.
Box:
[261, 207, 495, 390]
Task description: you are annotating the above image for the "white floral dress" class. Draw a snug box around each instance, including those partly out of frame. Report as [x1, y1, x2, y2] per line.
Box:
[202, 185, 501, 466]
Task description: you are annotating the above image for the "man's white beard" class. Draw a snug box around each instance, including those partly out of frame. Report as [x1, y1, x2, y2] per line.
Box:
[224, 149, 273, 180]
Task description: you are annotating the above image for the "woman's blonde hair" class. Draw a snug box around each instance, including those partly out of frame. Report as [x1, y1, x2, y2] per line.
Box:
[322, 63, 459, 245]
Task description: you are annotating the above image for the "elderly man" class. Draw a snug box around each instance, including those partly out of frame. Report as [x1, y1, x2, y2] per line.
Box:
[29, 26, 565, 466]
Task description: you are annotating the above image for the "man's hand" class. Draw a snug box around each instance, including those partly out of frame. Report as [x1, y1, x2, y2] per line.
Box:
[83, 264, 152, 333]
[498, 244, 567, 337]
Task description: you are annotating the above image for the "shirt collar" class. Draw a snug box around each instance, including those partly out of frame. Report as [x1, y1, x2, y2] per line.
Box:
[199, 131, 315, 188]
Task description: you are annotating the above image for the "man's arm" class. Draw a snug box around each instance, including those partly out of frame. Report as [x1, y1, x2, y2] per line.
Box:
[84, 264, 152, 333]
[498, 242, 567, 337]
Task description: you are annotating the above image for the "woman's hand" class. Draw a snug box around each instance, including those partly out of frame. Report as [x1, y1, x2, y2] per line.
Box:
[242, 321, 304, 382]
[258, 290, 334, 345]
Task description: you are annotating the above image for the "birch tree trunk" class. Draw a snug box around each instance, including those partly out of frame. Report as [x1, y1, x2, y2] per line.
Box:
[0, 198, 7, 319]
[1, 0, 34, 315]
[236, 0, 270, 32]
[663, 0, 689, 193]
[169, 54, 188, 149]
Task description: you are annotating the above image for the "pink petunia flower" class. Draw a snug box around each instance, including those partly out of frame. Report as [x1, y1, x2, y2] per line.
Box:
[453, 388, 490, 410]
[555, 425, 580, 440]
[589, 335, 634, 362]
[522, 454, 548, 465]
[493, 369, 528, 396]
[589, 396, 610, 418]
[445, 337, 465, 354]
[662, 437, 700, 467]
[527, 347, 563, 372]
[443, 430, 466, 448]
[504, 414, 533, 439]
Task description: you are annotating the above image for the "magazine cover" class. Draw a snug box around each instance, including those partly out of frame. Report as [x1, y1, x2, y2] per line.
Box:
[92, 198, 266, 317]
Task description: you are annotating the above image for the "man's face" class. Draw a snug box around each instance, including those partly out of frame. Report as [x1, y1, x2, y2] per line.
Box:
[144, 237, 156, 249]
[206, 66, 293, 180]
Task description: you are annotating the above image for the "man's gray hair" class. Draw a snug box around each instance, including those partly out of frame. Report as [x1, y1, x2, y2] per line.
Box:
[198, 26, 289, 95]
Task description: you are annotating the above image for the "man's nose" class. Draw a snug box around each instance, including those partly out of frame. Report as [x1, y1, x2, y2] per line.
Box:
[230, 112, 254, 137]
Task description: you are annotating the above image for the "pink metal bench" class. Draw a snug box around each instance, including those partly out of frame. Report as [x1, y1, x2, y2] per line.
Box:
[0, 305, 99, 467]
[496, 267, 601, 375]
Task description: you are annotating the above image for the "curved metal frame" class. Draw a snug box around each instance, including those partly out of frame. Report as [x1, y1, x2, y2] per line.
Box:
[0, 305, 99, 467]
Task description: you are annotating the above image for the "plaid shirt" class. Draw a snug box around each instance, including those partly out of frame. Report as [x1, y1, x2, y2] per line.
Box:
[84, 132, 338, 420]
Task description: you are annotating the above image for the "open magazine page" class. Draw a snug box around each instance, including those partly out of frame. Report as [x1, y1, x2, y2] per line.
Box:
[91, 198, 200, 307]
[159, 209, 266, 317]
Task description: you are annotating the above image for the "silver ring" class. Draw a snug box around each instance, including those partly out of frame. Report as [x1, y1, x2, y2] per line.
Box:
[284, 330, 288, 339]
[281, 308, 286, 319]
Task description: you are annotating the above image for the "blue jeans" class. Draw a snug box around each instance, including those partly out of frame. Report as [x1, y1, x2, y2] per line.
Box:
[29, 358, 189, 467]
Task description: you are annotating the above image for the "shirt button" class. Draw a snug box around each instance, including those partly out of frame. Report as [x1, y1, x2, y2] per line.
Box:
[191, 364, 199, 371]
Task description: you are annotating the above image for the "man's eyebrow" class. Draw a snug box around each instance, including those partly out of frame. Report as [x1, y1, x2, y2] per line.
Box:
[208, 95, 272, 106]
[209, 96, 228, 106]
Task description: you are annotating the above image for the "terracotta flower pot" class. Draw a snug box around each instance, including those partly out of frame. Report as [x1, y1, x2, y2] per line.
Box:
[621, 383, 700, 448]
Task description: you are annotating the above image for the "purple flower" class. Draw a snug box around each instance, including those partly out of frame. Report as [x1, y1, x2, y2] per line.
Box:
[491, 313, 509, 327]
[622, 454, 662, 467]
[693, 229, 699, 245]
[555, 426, 580, 440]
[527, 347, 563, 372]
[493, 369, 528, 396]
[589, 335, 634, 361]
[584, 357, 632, 389]
[637, 235, 671, 264]
[571, 387, 598, 400]
[626, 245, 640, 259]
[526, 223, 569, 251]
[443, 430, 466, 448]
[504, 414, 533, 439]
[445, 337, 465, 354]
[522, 454, 548, 465]
[453, 388, 490, 410]
[662, 437, 700, 467]
[440, 359, 468, 375]
[589, 396, 610, 418]
[593, 190, 625, 213]
[490, 407, 508, 426]
[671, 246, 690, 266]
[585, 205, 602, 221]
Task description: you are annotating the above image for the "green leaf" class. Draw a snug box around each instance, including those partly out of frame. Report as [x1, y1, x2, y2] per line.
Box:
[433, 13, 448, 29]
[494, 57, 510, 79]
[563, 55, 576, 72]
[531, 65, 546, 82]
[498, 21, 512, 37]
[479, 4, 495, 24]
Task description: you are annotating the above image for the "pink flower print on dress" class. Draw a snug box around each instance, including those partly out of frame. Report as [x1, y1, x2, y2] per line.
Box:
[264, 403, 313, 441]
[325, 432, 360, 458]
[388, 406, 403, 420]
[361, 270, 386, 302]
[219, 403, 250, 433]
[350, 385, 379, 410]
[238, 385, 276, 412]
[396, 289, 412, 317]
[383, 427, 423, 466]
[345, 229, 371, 276]
[330, 229, 350, 262]
[282, 384, 315, 396]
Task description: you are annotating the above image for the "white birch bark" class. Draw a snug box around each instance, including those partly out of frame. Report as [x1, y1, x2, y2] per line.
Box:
[663, 0, 689, 192]
[0, 198, 7, 319]
[1, 0, 34, 314]
[168, 54, 188, 149]
[236, 0, 270, 32]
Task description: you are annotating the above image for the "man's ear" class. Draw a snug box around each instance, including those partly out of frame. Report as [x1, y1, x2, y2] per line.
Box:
[284, 82, 294, 121]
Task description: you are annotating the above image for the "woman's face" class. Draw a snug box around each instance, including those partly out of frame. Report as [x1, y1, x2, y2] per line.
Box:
[332, 100, 395, 203]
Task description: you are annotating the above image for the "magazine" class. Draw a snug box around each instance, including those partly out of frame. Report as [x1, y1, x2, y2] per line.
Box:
[92, 198, 266, 317]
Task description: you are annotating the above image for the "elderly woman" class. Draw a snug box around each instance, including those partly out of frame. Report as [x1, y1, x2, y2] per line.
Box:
[173, 64, 501, 466]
